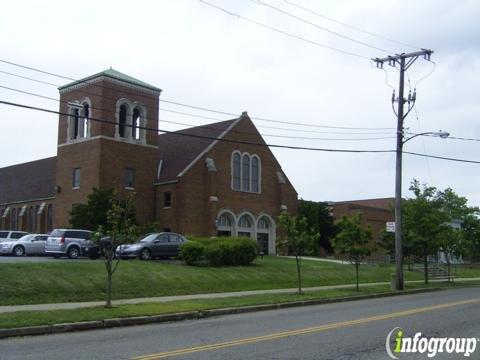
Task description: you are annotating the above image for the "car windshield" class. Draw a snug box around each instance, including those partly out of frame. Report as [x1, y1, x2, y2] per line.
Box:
[135, 234, 157, 243]
[50, 229, 65, 237]
[18, 235, 33, 242]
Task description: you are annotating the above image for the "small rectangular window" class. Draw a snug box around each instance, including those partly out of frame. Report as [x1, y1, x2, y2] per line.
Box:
[163, 227, 171, 232]
[163, 192, 172, 207]
[124, 168, 135, 188]
[72, 168, 81, 188]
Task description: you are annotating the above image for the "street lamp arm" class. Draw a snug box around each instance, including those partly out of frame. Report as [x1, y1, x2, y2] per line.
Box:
[403, 131, 449, 144]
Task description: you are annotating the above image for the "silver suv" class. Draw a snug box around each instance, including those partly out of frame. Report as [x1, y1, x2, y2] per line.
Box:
[45, 229, 92, 259]
[0, 231, 29, 242]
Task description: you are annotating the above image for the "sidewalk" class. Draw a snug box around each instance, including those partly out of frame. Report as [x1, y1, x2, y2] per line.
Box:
[1, 278, 479, 314]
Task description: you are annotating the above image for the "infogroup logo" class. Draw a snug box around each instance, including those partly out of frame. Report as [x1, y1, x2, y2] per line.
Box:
[385, 327, 478, 359]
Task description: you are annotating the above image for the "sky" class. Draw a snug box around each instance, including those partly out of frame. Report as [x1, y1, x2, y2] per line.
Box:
[0, 0, 479, 205]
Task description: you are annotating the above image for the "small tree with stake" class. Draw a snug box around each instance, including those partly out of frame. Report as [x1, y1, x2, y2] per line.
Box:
[96, 192, 137, 308]
[332, 213, 373, 291]
[278, 212, 319, 295]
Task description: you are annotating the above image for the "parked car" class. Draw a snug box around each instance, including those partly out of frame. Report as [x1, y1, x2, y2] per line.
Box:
[0, 231, 29, 242]
[83, 236, 115, 260]
[0, 234, 48, 256]
[45, 229, 92, 259]
[116, 232, 187, 260]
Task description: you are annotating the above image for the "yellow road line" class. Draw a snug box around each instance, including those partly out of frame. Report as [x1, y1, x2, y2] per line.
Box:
[132, 298, 480, 360]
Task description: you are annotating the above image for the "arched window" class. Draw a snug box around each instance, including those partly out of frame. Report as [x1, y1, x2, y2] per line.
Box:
[231, 152, 261, 193]
[217, 211, 235, 237]
[252, 156, 259, 193]
[119, 104, 127, 138]
[34, 205, 39, 232]
[81, 103, 89, 138]
[71, 108, 80, 140]
[17, 207, 21, 230]
[242, 155, 250, 192]
[47, 204, 53, 232]
[132, 108, 141, 140]
[219, 214, 232, 227]
[238, 214, 254, 238]
[28, 207, 34, 232]
[232, 152, 241, 190]
[11, 208, 16, 230]
[258, 217, 270, 230]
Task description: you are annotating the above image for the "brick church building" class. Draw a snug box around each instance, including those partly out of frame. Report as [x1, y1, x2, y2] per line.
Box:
[0, 69, 298, 254]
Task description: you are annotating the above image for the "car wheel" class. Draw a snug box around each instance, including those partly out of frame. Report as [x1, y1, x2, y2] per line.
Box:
[13, 246, 25, 257]
[67, 246, 80, 259]
[139, 248, 151, 261]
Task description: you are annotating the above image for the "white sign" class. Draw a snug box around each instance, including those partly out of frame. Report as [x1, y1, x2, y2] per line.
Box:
[386, 222, 395, 233]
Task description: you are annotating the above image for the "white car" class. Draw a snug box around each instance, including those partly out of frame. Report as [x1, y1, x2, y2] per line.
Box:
[0, 234, 49, 256]
[0, 230, 28, 242]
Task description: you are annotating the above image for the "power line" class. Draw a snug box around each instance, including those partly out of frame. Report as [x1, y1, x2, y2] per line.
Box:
[2, 99, 479, 164]
[0, 59, 396, 131]
[0, 99, 398, 153]
[198, 0, 370, 60]
[281, 0, 421, 50]
[404, 151, 480, 164]
[0, 84, 395, 141]
[251, 0, 389, 53]
[160, 107, 393, 135]
[0, 71, 393, 134]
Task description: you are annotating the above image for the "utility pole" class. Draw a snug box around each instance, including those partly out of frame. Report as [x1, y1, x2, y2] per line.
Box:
[373, 49, 433, 291]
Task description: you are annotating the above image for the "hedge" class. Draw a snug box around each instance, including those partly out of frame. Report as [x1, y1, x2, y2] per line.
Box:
[180, 237, 259, 266]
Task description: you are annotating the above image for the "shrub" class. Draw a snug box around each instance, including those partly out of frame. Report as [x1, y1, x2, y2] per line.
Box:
[179, 241, 205, 265]
[205, 237, 259, 266]
[181, 237, 259, 266]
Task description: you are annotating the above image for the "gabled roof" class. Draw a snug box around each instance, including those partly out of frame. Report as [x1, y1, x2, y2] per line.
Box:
[156, 118, 238, 182]
[58, 68, 162, 93]
[0, 157, 56, 205]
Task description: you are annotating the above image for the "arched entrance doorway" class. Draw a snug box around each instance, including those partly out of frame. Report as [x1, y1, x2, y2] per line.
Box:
[216, 211, 235, 237]
[257, 215, 276, 255]
[237, 213, 254, 239]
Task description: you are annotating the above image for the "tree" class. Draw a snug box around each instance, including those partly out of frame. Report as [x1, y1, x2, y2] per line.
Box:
[462, 214, 480, 261]
[377, 230, 415, 269]
[298, 200, 336, 255]
[69, 188, 116, 231]
[96, 192, 137, 308]
[332, 213, 373, 291]
[278, 212, 320, 294]
[403, 180, 449, 284]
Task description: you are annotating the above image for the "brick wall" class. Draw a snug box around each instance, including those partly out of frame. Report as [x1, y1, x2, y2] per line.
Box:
[156, 115, 299, 245]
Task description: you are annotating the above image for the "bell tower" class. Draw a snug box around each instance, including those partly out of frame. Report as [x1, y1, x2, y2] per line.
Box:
[54, 69, 162, 228]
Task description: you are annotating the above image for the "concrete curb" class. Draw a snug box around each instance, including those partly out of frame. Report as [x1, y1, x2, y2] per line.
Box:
[0, 288, 440, 340]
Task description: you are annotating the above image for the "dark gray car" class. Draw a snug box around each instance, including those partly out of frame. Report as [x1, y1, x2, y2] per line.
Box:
[116, 233, 187, 260]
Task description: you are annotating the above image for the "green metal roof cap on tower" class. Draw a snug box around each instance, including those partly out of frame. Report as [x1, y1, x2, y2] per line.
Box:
[58, 68, 162, 93]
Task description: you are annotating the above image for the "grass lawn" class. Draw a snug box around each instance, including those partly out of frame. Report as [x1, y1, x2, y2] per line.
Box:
[1, 281, 478, 330]
[0, 257, 425, 306]
[0, 257, 478, 306]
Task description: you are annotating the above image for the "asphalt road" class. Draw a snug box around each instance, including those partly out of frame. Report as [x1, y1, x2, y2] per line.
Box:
[1, 287, 479, 360]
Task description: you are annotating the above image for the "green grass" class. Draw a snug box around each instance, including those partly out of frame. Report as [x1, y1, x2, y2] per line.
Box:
[1, 257, 478, 306]
[0, 285, 407, 329]
[1, 281, 478, 330]
[0, 257, 427, 306]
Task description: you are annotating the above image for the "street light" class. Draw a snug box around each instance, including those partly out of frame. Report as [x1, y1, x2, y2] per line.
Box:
[394, 130, 449, 291]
